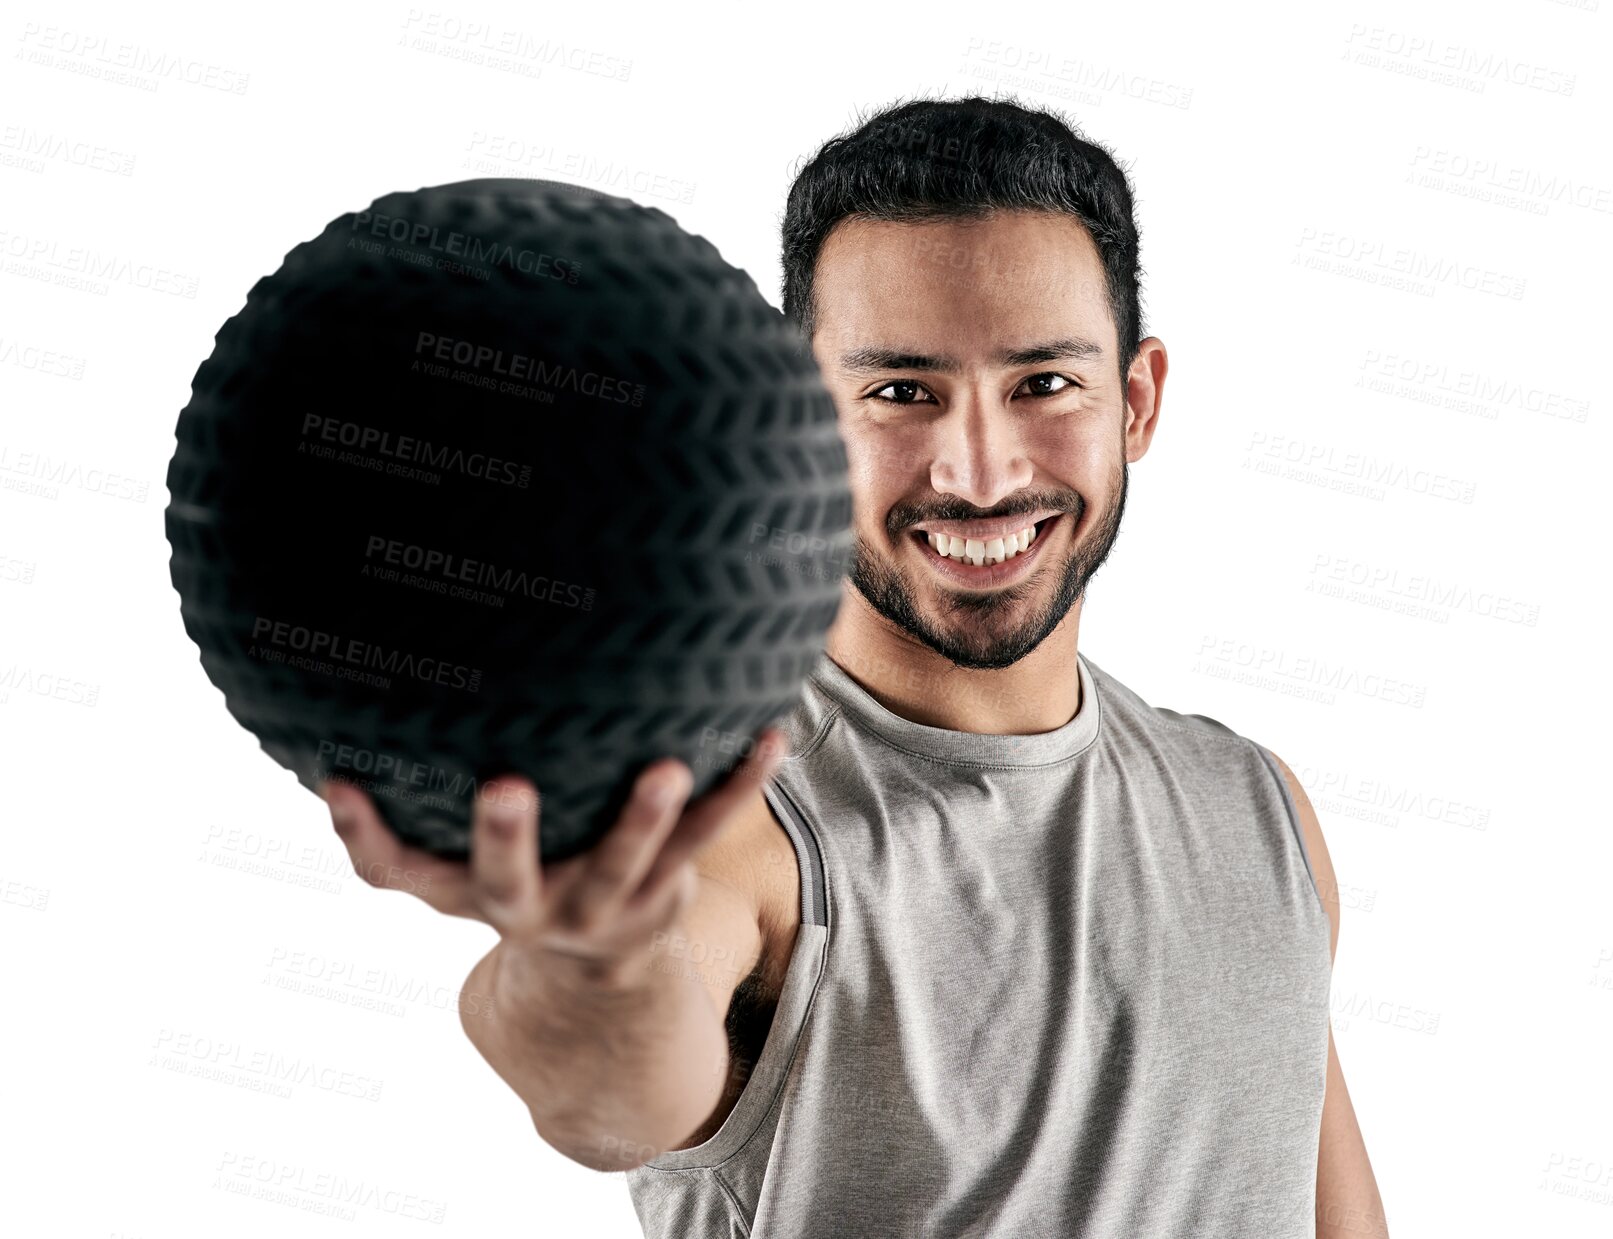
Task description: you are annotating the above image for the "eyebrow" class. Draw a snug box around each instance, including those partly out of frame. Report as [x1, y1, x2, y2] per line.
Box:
[837, 336, 1105, 375]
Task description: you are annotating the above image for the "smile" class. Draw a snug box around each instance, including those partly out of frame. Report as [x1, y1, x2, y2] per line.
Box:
[908, 513, 1063, 587]
[923, 518, 1040, 566]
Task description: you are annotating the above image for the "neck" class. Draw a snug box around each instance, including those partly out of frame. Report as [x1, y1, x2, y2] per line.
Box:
[821, 580, 1085, 737]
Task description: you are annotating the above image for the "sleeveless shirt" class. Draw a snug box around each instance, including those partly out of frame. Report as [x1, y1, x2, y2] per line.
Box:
[624, 647, 1333, 1238]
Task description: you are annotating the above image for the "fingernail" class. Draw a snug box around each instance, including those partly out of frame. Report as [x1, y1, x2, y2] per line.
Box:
[643, 770, 686, 807]
[480, 782, 535, 836]
[482, 794, 520, 838]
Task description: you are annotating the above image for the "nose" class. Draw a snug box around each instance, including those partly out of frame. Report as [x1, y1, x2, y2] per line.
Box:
[928, 394, 1032, 510]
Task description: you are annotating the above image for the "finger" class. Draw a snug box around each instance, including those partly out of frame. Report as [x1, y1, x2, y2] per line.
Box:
[553, 759, 691, 924]
[629, 727, 787, 907]
[319, 779, 476, 917]
[468, 775, 543, 935]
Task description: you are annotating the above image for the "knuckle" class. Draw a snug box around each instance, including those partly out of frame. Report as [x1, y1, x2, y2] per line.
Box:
[471, 836, 533, 880]
[616, 797, 661, 834]
[616, 794, 680, 848]
[473, 871, 524, 909]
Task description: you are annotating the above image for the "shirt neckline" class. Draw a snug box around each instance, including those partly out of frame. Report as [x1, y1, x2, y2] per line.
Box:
[806, 648, 1103, 768]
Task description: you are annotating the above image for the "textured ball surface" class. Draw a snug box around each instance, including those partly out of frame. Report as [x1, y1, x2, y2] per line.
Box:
[165, 177, 851, 862]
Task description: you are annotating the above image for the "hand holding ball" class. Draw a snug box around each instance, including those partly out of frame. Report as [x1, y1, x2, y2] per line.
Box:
[165, 178, 850, 862]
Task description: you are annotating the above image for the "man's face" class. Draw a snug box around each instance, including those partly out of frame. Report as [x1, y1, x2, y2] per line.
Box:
[810, 210, 1140, 671]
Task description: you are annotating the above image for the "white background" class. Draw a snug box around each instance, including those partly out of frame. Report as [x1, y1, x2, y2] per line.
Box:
[2, 0, 1609, 1235]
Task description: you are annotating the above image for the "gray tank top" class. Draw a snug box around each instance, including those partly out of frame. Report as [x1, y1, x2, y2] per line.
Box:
[625, 648, 1332, 1238]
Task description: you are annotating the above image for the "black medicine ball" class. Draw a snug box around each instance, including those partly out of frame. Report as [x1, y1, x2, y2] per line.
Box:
[165, 178, 851, 863]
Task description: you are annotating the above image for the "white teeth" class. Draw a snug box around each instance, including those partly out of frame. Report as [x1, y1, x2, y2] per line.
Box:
[925, 523, 1040, 566]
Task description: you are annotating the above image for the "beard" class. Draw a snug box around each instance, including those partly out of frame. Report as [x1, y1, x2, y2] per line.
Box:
[847, 457, 1128, 672]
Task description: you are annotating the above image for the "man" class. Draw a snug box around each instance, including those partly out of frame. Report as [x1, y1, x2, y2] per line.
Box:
[321, 95, 1389, 1237]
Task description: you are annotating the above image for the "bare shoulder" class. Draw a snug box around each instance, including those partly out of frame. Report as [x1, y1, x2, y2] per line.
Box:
[1264, 747, 1340, 962]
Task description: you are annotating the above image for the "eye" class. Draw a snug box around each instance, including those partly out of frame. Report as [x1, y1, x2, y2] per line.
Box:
[1016, 372, 1077, 398]
[864, 373, 1079, 406]
[866, 380, 938, 406]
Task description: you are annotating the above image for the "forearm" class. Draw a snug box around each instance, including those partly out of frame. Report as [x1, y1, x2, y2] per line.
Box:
[462, 944, 729, 1172]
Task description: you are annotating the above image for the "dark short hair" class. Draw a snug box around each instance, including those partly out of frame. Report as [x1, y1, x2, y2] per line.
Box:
[781, 93, 1146, 378]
